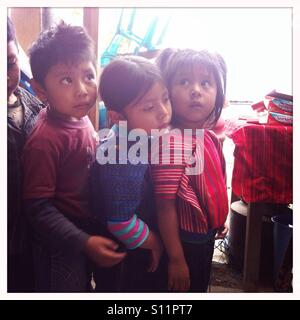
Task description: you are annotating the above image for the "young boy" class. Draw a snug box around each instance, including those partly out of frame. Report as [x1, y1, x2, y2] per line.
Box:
[23, 22, 126, 292]
[7, 16, 44, 292]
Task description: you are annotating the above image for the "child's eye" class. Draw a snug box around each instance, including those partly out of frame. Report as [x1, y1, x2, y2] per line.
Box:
[8, 57, 17, 68]
[201, 80, 211, 87]
[85, 73, 95, 81]
[8, 57, 17, 64]
[143, 104, 154, 112]
[179, 79, 189, 86]
[163, 95, 170, 104]
[61, 77, 72, 85]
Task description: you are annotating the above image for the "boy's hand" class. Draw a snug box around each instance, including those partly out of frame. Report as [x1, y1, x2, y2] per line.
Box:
[146, 231, 163, 273]
[168, 258, 190, 292]
[84, 235, 126, 267]
[215, 223, 229, 240]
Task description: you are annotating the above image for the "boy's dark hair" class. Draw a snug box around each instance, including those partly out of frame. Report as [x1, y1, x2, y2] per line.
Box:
[156, 48, 227, 127]
[99, 55, 163, 113]
[7, 16, 18, 46]
[29, 21, 96, 86]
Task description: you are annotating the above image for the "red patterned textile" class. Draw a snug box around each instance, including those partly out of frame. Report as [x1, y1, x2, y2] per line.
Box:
[226, 120, 292, 203]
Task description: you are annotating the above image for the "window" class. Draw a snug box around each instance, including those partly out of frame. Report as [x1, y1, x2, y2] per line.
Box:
[98, 8, 292, 102]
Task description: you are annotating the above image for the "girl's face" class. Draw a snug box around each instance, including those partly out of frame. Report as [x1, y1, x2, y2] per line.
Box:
[121, 81, 172, 135]
[170, 65, 217, 129]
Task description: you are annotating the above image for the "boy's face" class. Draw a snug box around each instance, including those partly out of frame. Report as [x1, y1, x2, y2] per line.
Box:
[120, 81, 172, 135]
[38, 61, 97, 120]
[170, 65, 217, 129]
[7, 40, 20, 103]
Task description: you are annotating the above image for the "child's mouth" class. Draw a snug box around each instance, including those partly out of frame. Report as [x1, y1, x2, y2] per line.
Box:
[74, 103, 89, 110]
[190, 103, 203, 109]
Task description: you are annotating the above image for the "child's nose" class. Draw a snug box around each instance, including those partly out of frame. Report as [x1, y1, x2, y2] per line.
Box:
[158, 103, 170, 120]
[191, 83, 202, 98]
[76, 81, 88, 96]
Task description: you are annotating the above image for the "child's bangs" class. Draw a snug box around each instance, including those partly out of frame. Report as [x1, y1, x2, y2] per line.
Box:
[177, 54, 216, 76]
[122, 63, 162, 107]
[56, 50, 96, 68]
[127, 76, 155, 107]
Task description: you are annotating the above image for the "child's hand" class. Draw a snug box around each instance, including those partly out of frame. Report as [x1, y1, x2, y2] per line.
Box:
[84, 235, 126, 267]
[146, 231, 163, 273]
[168, 258, 190, 292]
[215, 223, 229, 240]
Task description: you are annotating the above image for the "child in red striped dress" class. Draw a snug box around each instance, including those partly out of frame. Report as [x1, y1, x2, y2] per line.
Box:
[152, 48, 229, 292]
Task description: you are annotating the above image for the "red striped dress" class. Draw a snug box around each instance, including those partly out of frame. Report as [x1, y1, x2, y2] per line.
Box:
[151, 129, 228, 241]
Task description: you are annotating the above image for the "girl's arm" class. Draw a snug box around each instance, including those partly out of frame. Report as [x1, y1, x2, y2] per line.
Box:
[92, 161, 163, 272]
[155, 197, 190, 292]
[151, 135, 190, 291]
[107, 214, 163, 272]
[135, 228, 163, 273]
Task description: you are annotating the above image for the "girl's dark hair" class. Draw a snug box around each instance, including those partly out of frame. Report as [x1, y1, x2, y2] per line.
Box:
[156, 48, 227, 127]
[215, 52, 227, 94]
[7, 16, 17, 46]
[29, 21, 96, 87]
[99, 55, 163, 112]
[155, 47, 178, 73]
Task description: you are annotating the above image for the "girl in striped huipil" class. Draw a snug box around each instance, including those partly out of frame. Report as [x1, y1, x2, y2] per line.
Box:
[152, 49, 229, 292]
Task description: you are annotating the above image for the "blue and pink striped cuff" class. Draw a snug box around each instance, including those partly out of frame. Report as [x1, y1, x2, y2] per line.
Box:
[107, 214, 149, 249]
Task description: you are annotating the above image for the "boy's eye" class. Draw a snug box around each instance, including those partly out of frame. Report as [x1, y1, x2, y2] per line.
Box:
[61, 77, 72, 85]
[85, 73, 95, 81]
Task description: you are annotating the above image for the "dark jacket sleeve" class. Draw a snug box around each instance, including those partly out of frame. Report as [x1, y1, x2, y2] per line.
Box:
[89, 162, 104, 222]
[24, 198, 90, 254]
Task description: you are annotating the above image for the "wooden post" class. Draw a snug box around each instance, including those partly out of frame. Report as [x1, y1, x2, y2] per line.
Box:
[10, 8, 41, 54]
[83, 8, 99, 131]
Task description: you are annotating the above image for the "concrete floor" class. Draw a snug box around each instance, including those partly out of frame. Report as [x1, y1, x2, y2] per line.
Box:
[209, 238, 243, 293]
[209, 238, 276, 293]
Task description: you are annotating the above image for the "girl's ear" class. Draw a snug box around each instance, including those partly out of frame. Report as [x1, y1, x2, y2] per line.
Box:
[30, 79, 48, 104]
[107, 110, 126, 124]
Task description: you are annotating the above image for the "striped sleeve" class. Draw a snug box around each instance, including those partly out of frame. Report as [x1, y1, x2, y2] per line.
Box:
[107, 214, 149, 249]
[151, 164, 184, 199]
[151, 135, 185, 199]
